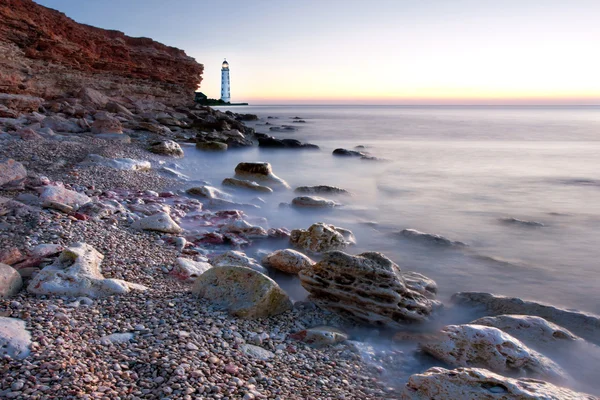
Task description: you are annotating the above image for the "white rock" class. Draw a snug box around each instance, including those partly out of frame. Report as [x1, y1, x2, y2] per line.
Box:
[289, 326, 348, 347]
[222, 178, 273, 193]
[234, 162, 290, 189]
[211, 251, 267, 274]
[173, 258, 212, 281]
[240, 344, 275, 360]
[186, 185, 232, 200]
[261, 249, 314, 274]
[99, 332, 134, 345]
[83, 154, 151, 171]
[0, 317, 31, 359]
[131, 212, 182, 234]
[39, 185, 91, 210]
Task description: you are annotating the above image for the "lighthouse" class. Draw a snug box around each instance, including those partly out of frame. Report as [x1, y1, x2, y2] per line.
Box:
[220, 59, 231, 103]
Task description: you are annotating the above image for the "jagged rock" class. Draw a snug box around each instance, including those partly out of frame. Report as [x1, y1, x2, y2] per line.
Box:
[40, 185, 91, 209]
[91, 112, 123, 134]
[332, 148, 365, 157]
[294, 185, 350, 195]
[420, 324, 569, 382]
[82, 154, 151, 171]
[0, 94, 43, 113]
[0, 263, 22, 298]
[220, 220, 268, 239]
[289, 326, 348, 347]
[173, 257, 212, 281]
[291, 196, 339, 208]
[0, 159, 27, 188]
[234, 162, 290, 189]
[401, 367, 594, 400]
[135, 121, 171, 135]
[106, 101, 134, 117]
[452, 292, 600, 345]
[395, 228, 467, 247]
[299, 251, 441, 326]
[261, 249, 314, 274]
[240, 344, 275, 360]
[403, 271, 438, 299]
[289, 222, 355, 253]
[27, 243, 147, 297]
[41, 115, 85, 133]
[78, 87, 110, 108]
[0, 317, 31, 360]
[192, 266, 292, 318]
[131, 212, 182, 233]
[148, 140, 184, 157]
[222, 178, 273, 193]
[210, 250, 267, 274]
[196, 141, 228, 151]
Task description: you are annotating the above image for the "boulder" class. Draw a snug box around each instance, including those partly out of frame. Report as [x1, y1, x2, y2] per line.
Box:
[91, 112, 123, 134]
[401, 367, 594, 400]
[220, 220, 268, 239]
[261, 249, 314, 274]
[222, 178, 273, 193]
[299, 251, 441, 326]
[131, 212, 182, 234]
[0, 93, 43, 113]
[173, 257, 212, 281]
[106, 101, 134, 117]
[148, 140, 184, 157]
[0, 263, 23, 298]
[0, 317, 31, 360]
[420, 324, 569, 382]
[0, 159, 27, 188]
[294, 185, 350, 195]
[27, 243, 147, 297]
[82, 154, 151, 171]
[186, 185, 232, 200]
[41, 115, 85, 133]
[289, 326, 348, 347]
[196, 141, 228, 151]
[234, 162, 290, 189]
[452, 292, 600, 345]
[332, 148, 365, 157]
[395, 228, 467, 247]
[78, 87, 110, 108]
[256, 134, 319, 149]
[40, 185, 91, 209]
[192, 266, 293, 318]
[291, 196, 338, 208]
[290, 222, 355, 253]
[210, 250, 267, 274]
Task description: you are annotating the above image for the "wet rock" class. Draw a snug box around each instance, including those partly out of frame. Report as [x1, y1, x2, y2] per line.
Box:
[294, 185, 350, 195]
[210, 251, 267, 274]
[131, 212, 182, 234]
[234, 162, 290, 189]
[299, 251, 441, 326]
[186, 185, 232, 200]
[148, 140, 184, 157]
[261, 249, 314, 274]
[192, 266, 293, 318]
[420, 324, 569, 382]
[332, 148, 365, 157]
[222, 178, 273, 193]
[269, 125, 296, 132]
[240, 344, 275, 360]
[290, 222, 355, 253]
[291, 196, 339, 208]
[451, 292, 600, 345]
[256, 134, 319, 149]
[289, 326, 348, 347]
[403, 271, 438, 299]
[395, 228, 467, 247]
[173, 257, 212, 281]
[0, 159, 27, 188]
[40, 185, 91, 209]
[27, 243, 147, 297]
[196, 141, 228, 151]
[401, 367, 593, 400]
[220, 220, 268, 239]
[91, 112, 123, 134]
[82, 154, 151, 171]
[41, 115, 85, 133]
[0, 263, 23, 298]
[0, 317, 31, 360]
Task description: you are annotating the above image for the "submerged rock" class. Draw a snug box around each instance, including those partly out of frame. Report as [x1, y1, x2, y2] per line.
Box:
[401, 367, 594, 400]
[196, 141, 228, 151]
[148, 140, 184, 157]
[500, 217, 545, 227]
[290, 222, 355, 253]
[299, 251, 441, 326]
[210, 250, 267, 275]
[131, 212, 182, 234]
[0, 159, 27, 188]
[234, 162, 290, 189]
[332, 148, 365, 157]
[220, 220, 268, 239]
[294, 185, 350, 195]
[291, 196, 339, 208]
[256, 134, 319, 149]
[0, 317, 31, 360]
[395, 228, 467, 247]
[192, 266, 292, 318]
[261, 249, 314, 274]
[0, 263, 22, 298]
[222, 178, 273, 193]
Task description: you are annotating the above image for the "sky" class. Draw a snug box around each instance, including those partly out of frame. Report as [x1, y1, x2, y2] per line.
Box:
[35, 0, 600, 105]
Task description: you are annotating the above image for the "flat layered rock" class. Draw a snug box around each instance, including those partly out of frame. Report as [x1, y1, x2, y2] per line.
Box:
[131, 212, 182, 234]
[222, 178, 273, 193]
[0, 93, 43, 113]
[261, 249, 314, 274]
[395, 228, 467, 248]
[0, 317, 31, 360]
[290, 222, 355, 253]
[234, 162, 290, 189]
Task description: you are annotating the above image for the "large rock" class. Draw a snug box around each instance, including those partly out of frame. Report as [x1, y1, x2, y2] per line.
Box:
[0, 263, 23, 298]
[289, 222, 355, 253]
[0, 93, 43, 113]
[0, 159, 27, 188]
[261, 249, 314, 274]
[234, 162, 290, 189]
[196, 141, 228, 151]
[186, 185, 232, 200]
[222, 178, 273, 193]
[294, 185, 350, 195]
[78, 87, 110, 108]
[299, 251, 441, 326]
[210, 250, 267, 274]
[192, 266, 292, 318]
[291, 196, 338, 208]
[0, 317, 31, 360]
[289, 326, 348, 347]
[256, 134, 319, 150]
[91, 112, 123, 134]
[420, 324, 569, 382]
[40, 185, 91, 209]
[401, 367, 594, 400]
[332, 148, 365, 157]
[452, 292, 600, 345]
[41, 115, 85, 133]
[220, 220, 268, 239]
[240, 344, 275, 360]
[395, 228, 467, 247]
[172, 257, 212, 282]
[131, 212, 182, 233]
[27, 243, 147, 297]
[148, 140, 184, 157]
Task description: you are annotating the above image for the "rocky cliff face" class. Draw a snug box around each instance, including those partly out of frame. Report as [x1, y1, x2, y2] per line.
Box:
[0, 0, 203, 105]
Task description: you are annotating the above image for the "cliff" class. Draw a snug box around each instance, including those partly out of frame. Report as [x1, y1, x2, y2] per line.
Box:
[0, 0, 203, 105]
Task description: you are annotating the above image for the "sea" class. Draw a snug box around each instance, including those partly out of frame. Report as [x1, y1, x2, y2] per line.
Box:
[177, 105, 600, 392]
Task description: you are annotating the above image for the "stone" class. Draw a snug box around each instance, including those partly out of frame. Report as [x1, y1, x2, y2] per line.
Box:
[30, 243, 63, 258]
[294, 185, 350, 195]
[186, 185, 232, 200]
[41, 115, 85, 133]
[95, 133, 131, 142]
[106, 101, 134, 117]
[27, 243, 147, 297]
[289, 326, 348, 347]
[221, 220, 269, 239]
[192, 266, 293, 318]
[240, 344, 276, 360]
[78, 200, 126, 218]
[91, 112, 123, 134]
[82, 154, 151, 171]
[78, 87, 110, 108]
[222, 178, 273, 193]
[0, 263, 23, 298]
[173, 257, 212, 281]
[0, 159, 27, 188]
[0, 247, 25, 265]
[0, 317, 31, 360]
[403, 271, 438, 298]
[100, 332, 134, 345]
[256, 134, 319, 149]
[289, 222, 355, 253]
[196, 141, 228, 151]
[40, 185, 91, 209]
[452, 292, 600, 345]
[420, 324, 569, 382]
[234, 162, 290, 189]
[291, 196, 338, 208]
[332, 148, 365, 157]
[261, 249, 314, 274]
[395, 228, 467, 247]
[16, 128, 43, 140]
[131, 212, 182, 234]
[0, 94, 43, 113]
[299, 251, 441, 326]
[210, 251, 268, 275]
[0, 104, 17, 118]
[401, 367, 594, 400]
[148, 140, 184, 157]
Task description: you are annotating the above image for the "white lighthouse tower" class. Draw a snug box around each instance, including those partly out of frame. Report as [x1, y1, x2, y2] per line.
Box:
[220, 59, 231, 103]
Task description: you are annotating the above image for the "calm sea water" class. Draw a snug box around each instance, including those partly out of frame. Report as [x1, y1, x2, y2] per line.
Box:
[178, 105, 600, 315]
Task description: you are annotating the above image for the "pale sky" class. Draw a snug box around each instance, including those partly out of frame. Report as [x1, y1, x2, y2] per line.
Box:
[35, 0, 600, 104]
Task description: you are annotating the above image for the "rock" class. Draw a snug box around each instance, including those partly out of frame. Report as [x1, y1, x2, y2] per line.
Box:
[403, 271, 438, 298]
[82, 154, 151, 171]
[0, 247, 25, 265]
[148, 140, 184, 157]
[291, 196, 339, 208]
[401, 367, 594, 400]
[78, 200, 126, 219]
[40, 185, 91, 209]
[0, 104, 17, 118]
[0, 159, 27, 188]
[261, 249, 314, 274]
[95, 133, 131, 143]
[0, 263, 23, 298]
[269, 125, 296, 132]
[196, 141, 228, 151]
[451, 292, 600, 345]
[289, 222, 355, 253]
[30, 243, 63, 258]
[395, 229, 467, 247]
[91, 112, 123, 134]
[0, 317, 31, 360]
[136, 121, 172, 135]
[131, 212, 182, 234]
[500, 217, 545, 227]
[78, 87, 110, 108]
[192, 266, 293, 318]
[234, 162, 290, 189]
[27, 243, 147, 297]
[220, 220, 268, 239]
[106, 101, 134, 117]
[99, 332, 134, 345]
[332, 148, 365, 157]
[173, 257, 212, 281]
[41, 115, 85, 133]
[210, 251, 267, 275]
[294, 185, 350, 195]
[222, 178, 273, 193]
[0, 94, 43, 113]
[299, 251, 441, 326]
[239, 344, 275, 360]
[186, 185, 232, 200]
[256, 134, 319, 149]
[289, 326, 348, 347]
[420, 324, 569, 382]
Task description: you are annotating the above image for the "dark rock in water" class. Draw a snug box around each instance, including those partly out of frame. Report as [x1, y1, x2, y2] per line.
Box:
[257, 134, 319, 149]
[267, 116, 278, 119]
[294, 185, 350, 195]
[355, 145, 367, 149]
[395, 229, 467, 247]
[332, 148, 365, 157]
[269, 125, 296, 132]
[499, 217, 544, 227]
[360, 155, 386, 161]
[292, 116, 303, 119]
[292, 120, 306, 123]
[235, 113, 258, 121]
